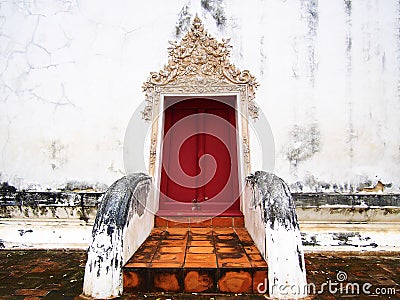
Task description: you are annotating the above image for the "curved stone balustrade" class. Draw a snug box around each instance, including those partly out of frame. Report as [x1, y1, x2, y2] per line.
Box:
[245, 171, 307, 299]
[82, 173, 153, 299]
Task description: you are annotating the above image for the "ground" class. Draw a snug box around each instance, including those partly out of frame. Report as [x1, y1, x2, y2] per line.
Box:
[0, 250, 399, 299]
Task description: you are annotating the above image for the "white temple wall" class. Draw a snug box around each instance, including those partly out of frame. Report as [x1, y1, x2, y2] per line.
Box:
[0, 0, 399, 193]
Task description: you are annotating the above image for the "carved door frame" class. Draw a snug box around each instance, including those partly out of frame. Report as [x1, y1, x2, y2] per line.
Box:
[141, 16, 259, 212]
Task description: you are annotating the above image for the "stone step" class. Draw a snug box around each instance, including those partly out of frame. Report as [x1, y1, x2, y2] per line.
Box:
[123, 226, 268, 294]
[154, 216, 245, 228]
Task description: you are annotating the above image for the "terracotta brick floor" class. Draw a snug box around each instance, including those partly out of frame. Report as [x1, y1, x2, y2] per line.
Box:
[0, 249, 399, 299]
[123, 225, 268, 294]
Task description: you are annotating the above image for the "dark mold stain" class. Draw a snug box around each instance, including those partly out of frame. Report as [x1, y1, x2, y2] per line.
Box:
[297, 245, 304, 272]
[0, 183, 102, 220]
[247, 171, 300, 231]
[18, 229, 33, 236]
[286, 124, 320, 167]
[293, 193, 400, 208]
[344, 0, 352, 73]
[87, 173, 151, 281]
[332, 232, 379, 248]
[397, 0, 400, 101]
[201, 0, 226, 28]
[301, 234, 319, 246]
[300, 0, 319, 86]
[0, 182, 17, 194]
[92, 173, 151, 235]
[175, 3, 192, 38]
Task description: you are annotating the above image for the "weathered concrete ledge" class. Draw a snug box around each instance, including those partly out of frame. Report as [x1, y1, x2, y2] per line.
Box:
[1, 192, 399, 250]
[0, 190, 101, 249]
[293, 193, 400, 207]
[2, 190, 399, 208]
[0, 189, 102, 206]
[293, 193, 400, 252]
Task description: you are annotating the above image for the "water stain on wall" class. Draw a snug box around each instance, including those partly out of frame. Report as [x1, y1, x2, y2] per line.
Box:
[300, 0, 319, 86]
[48, 140, 67, 171]
[286, 124, 320, 167]
[397, 0, 400, 101]
[175, 3, 192, 38]
[201, 0, 226, 28]
[344, 0, 352, 72]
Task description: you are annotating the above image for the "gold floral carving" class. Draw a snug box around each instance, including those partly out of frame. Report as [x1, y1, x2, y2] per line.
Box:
[142, 16, 259, 175]
[142, 16, 259, 121]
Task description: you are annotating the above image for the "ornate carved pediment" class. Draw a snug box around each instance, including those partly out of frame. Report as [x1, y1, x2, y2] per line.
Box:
[142, 16, 259, 121]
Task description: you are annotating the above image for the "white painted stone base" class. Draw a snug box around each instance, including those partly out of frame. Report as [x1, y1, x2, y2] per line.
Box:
[300, 222, 400, 252]
[0, 218, 93, 249]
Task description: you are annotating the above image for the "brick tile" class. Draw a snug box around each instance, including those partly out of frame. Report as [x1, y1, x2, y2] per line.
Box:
[131, 253, 154, 263]
[164, 234, 187, 240]
[213, 228, 235, 235]
[184, 261, 217, 268]
[188, 247, 215, 254]
[212, 217, 233, 227]
[151, 227, 167, 234]
[218, 259, 251, 268]
[190, 218, 212, 227]
[214, 235, 238, 243]
[166, 228, 189, 235]
[150, 269, 183, 292]
[234, 227, 251, 235]
[136, 241, 160, 254]
[150, 262, 183, 268]
[155, 216, 168, 227]
[185, 253, 216, 263]
[215, 246, 243, 254]
[124, 262, 150, 268]
[158, 246, 186, 254]
[161, 240, 187, 247]
[190, 228, 213, 235]
[243, 245, 260, 254]
[168, 217, 190, 228]
[123, 269, 148, 292]
[147, 234, 165, 242]
[250, 260, 268, 268]
[152, 253, 185, 263]
[14, 289, 48, 297]
[189, 240, 213, 247]
[184, 269, 215, 292]
[218, 270, 252, 293]
[248, 253, 266, 262]
[233, 217, 245, 228]
[217, 253, 251, 268]
[215, 240, 241, 249]
[253, 270, 268, 294]
[191, 235, 212, 241]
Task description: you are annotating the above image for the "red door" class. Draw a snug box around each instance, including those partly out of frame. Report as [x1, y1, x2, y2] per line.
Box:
[158, 98, 241, 216]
